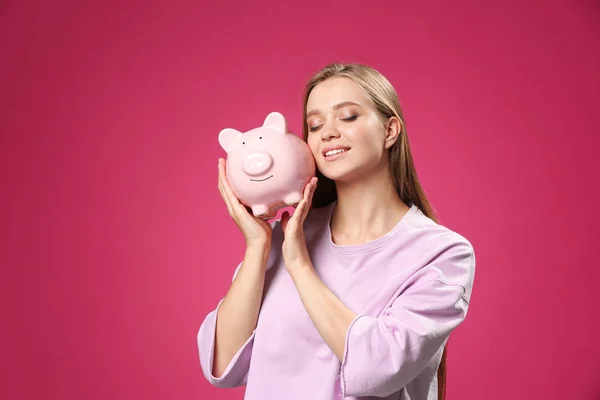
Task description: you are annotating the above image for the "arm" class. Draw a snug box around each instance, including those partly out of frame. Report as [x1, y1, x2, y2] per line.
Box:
[197, 242, 271, 387]
[290, 241, 475, 398]
[198, 158, 276, 387]
[288, 267, 357, 361]
[213, 243, 270, 376]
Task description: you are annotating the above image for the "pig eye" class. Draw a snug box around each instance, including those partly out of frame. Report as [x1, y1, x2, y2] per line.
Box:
[259, 137, 262, 139]
[242, 142, 245, 145]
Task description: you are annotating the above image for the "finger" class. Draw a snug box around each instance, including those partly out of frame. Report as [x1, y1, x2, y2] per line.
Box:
[218, 163, 241, 207]
[218, 159, 229, 186]
[218, 175, 234, 216]
[218, 161, 247, 216]
[291, 198, 307, 224]
[223, 184, 248, 218]
[303, 178, 318, 218]
[294, 179, 316, 222]
[217, 164, 236, 217]
[218, 158, 228, 183]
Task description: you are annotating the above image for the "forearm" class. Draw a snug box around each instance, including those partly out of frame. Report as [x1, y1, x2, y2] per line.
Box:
[213, 243, 270, 376]
[289, 265, 358, 361]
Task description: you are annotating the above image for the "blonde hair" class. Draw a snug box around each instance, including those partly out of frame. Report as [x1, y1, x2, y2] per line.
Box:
[301, 62, 447, 400]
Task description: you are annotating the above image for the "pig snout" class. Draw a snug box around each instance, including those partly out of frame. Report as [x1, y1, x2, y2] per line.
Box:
[242, 152, 273, 176]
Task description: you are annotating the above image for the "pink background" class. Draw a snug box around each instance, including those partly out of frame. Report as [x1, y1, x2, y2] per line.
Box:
[1, 1, 599, 399]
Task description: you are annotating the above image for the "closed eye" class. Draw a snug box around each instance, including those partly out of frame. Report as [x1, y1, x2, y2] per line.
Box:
[309, 116, 357, 132]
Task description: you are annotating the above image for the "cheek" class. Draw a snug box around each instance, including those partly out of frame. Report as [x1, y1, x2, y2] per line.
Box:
[347, 124, 385, 153]
[307, 135, 319, 156]
[343, 123, 370, 144]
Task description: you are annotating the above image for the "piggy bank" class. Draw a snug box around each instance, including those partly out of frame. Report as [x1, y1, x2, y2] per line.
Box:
[218, 112, 316, 219]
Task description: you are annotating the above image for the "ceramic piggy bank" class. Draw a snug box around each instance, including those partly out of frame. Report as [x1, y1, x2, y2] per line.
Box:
[218, 112, 316, 219]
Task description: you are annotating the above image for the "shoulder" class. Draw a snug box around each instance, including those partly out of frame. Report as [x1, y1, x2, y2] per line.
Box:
[402, 206, 476, 300]
[406, 206, 474, 256]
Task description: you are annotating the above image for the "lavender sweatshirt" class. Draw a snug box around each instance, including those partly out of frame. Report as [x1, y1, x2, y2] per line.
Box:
[197, 201, 476, 399]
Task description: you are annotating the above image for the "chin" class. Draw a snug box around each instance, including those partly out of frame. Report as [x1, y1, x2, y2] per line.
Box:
[318, 164, 362, 183]
[319, 158, 383, 184]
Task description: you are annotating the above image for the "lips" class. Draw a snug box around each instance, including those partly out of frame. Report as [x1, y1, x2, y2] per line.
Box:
[322, 146, 351, 157]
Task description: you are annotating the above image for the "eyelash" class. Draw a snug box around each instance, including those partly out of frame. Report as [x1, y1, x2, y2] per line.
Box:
[309, 115, 357, 132]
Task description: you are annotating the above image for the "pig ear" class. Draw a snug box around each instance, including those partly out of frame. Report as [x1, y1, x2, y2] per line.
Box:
[218, 128, 242, 152]
[262, 112, 287, 134]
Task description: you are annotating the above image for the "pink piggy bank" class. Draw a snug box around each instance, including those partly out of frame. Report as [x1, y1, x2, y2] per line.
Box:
[218, 112, 316, 219]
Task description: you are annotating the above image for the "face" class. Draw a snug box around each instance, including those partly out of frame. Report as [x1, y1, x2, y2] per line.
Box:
[305, 77, 398, 183]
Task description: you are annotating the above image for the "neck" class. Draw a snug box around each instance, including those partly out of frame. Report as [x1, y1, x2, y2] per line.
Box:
[330, 162, 410, 245]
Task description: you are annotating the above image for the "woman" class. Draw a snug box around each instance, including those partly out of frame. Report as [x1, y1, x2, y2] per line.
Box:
[198, 63, 476, 400]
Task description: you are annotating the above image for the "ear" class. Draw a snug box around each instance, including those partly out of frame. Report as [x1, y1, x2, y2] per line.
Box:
[384, 116, 402, 149]
[262, 112, 287, 133]
[218, 128, 242, 152]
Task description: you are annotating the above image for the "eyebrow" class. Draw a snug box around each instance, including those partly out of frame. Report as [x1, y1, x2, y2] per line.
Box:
[306, 101, 361, 119]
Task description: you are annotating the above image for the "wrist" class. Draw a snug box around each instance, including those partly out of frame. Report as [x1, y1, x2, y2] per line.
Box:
[245, 241, 271, 260]
[246, 238, 271, 252]
[288, 262, 315, 280]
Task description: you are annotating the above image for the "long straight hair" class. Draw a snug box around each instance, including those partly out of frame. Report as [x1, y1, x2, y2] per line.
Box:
[301, 62, 447, 400]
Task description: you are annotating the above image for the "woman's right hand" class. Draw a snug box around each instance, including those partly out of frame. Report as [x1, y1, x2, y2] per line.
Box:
[218, 158, 273, 247]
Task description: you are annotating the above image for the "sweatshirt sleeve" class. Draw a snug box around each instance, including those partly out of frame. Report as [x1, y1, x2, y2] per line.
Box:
[197, 262, 255, 388]
[340, 239, 476, 398]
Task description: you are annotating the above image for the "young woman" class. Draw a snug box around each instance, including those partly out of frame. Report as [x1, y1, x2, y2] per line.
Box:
[198, 63, 476, 400]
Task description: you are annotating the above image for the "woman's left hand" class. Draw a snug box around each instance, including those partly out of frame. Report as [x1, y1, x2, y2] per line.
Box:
[281, 177, 318, 272]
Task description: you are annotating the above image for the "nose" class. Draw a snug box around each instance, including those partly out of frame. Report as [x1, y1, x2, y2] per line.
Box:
[320, 121, 341, 141]
[242, 152, 273, 176]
